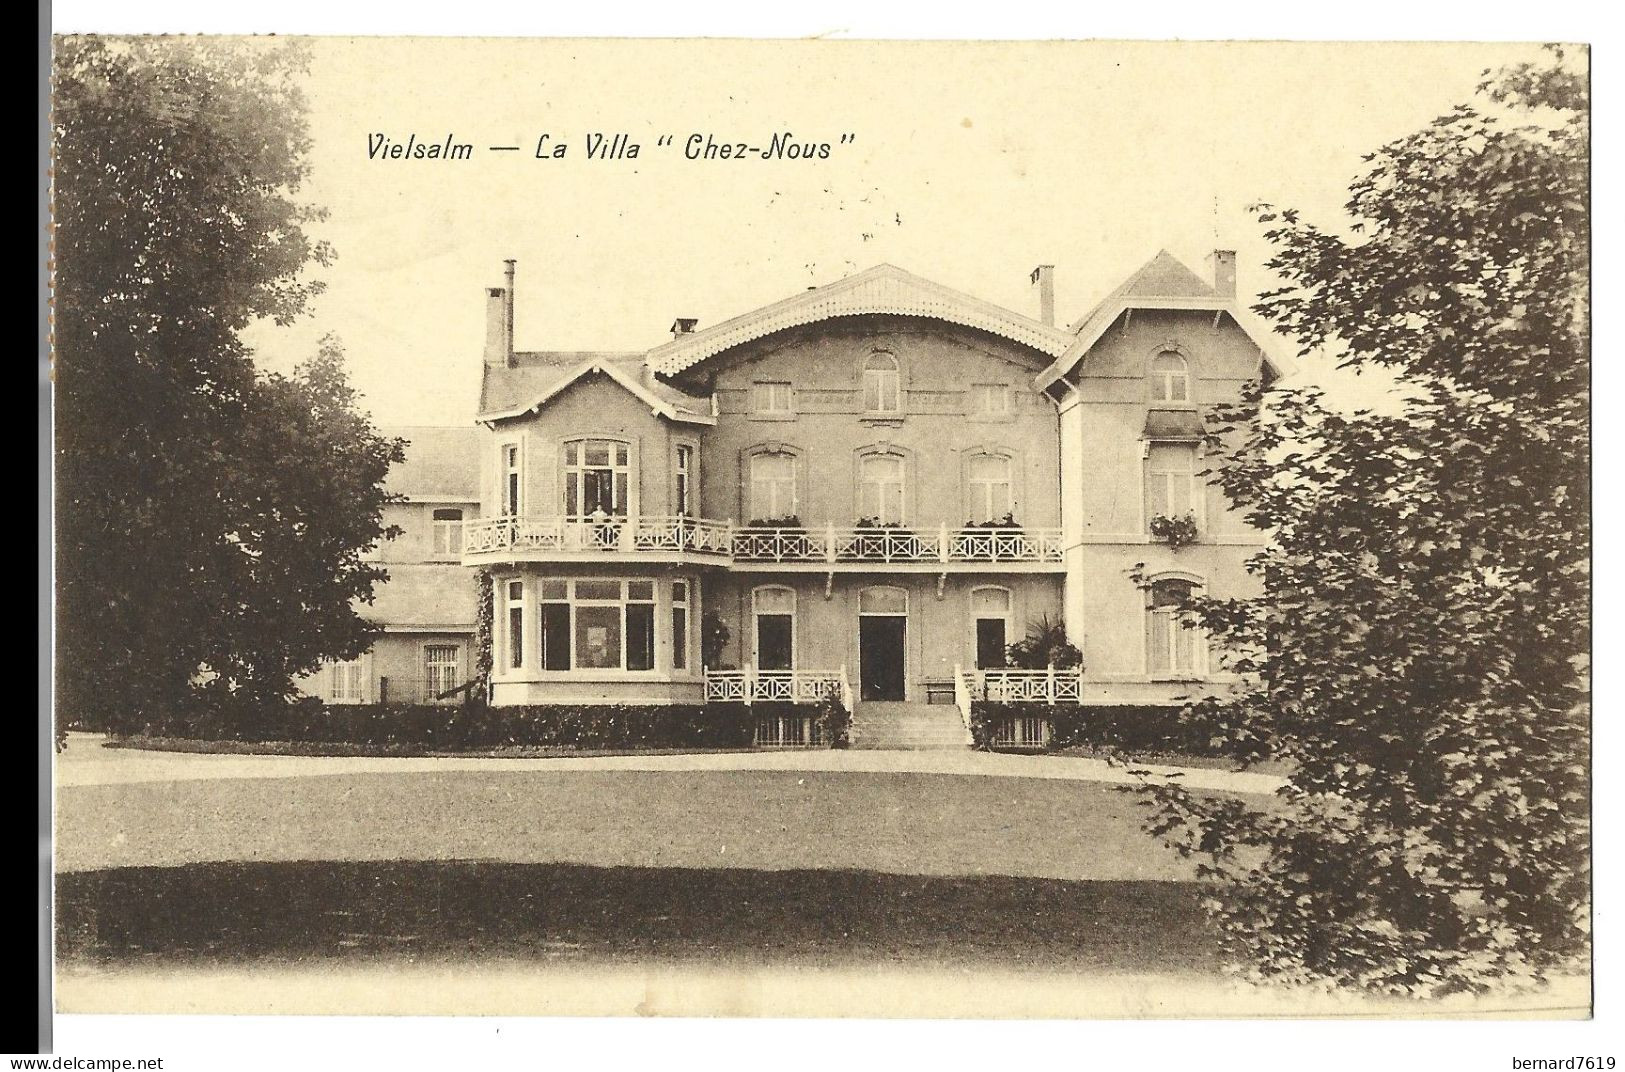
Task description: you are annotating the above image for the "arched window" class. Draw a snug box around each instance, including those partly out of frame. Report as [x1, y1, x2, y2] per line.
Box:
[749, 450, 798, 523]
[858, 452, 906, 525]
[966, 453, 1014, 524]
[970, 586, 1012, 669]
[1147, 577, 1205, 677]
[1150, 350, 1190, 403]
[752, 586, 796, 670]
[563, 439, 630, 518]
[863, 352, 901, 413]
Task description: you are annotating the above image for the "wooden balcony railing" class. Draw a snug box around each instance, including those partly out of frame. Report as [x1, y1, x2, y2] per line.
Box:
[462, 515, 733, 559]
[702, 666, 849, 705]
[958, 666, 1084, 705]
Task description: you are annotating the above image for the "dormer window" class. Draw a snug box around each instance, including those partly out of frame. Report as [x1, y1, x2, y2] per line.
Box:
[1151, 350, 1190, 403]
[863, 352, 901, 414]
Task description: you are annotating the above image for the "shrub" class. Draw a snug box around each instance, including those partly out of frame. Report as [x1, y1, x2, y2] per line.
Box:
[970, 701, 1229, 756]
[1003, 615, 1082, 670]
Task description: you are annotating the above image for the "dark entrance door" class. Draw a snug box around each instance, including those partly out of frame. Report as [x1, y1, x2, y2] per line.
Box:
[859, 616, 906, 701]
[975, 618, 1007, 669]
[756, 615, 793, 670]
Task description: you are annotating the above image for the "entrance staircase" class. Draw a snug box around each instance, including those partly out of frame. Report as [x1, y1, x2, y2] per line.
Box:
[851, 701, 972, 751]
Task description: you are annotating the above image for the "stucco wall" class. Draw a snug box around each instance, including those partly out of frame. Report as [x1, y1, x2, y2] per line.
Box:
[695, 318, 1060, 530]
[296, 631, 474, 705]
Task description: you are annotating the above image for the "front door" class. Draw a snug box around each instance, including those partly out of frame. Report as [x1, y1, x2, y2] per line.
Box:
[859, 616, 906, 701]
[975, 618, 1007, 670]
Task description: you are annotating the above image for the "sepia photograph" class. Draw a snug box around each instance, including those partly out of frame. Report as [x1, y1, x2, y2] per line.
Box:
[42, 18, 1597, 1064]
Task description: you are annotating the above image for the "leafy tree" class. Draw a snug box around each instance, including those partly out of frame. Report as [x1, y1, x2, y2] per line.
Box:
[1137, 49, 1589, 995]
[54, 38, 400, 728]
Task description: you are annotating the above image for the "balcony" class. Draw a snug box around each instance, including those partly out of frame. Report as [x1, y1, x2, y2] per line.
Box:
[462, 516, 1064, 570]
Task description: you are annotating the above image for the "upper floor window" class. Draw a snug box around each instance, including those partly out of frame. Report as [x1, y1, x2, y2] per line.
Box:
[753, 381, 794, 415]
[862, 352, 901, 414]
[675, 445, 695, 517]
[1147, 577, 1204, 677]
[501, 443, 522, 517]
[431, 508, 464, 557]
[564, 439, 629, 519]
[749, 451, 798, 523]
[858, 452, 906, 525]
[1146, 442, 1198, 525]
[970, 383, 1009, 416]
[1151, 350, 1190, 403]
[966, 453, 1013, 524]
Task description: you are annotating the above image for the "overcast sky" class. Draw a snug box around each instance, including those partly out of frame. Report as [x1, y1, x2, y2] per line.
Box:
[237, 38, 1548, 427]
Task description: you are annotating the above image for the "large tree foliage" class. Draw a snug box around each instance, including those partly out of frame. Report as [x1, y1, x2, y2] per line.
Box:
[54, 38, 402, 728]
[1140, 50, 1589, 995]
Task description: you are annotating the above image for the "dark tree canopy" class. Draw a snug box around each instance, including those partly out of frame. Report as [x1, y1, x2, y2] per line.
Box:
[54, 38, 403, 728]
[1139, 49, 1589, 995]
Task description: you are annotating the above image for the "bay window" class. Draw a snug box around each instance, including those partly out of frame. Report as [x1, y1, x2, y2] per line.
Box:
[533, 578, 689, 673]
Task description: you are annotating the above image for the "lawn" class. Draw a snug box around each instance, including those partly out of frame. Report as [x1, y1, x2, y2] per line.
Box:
[57, 768, 1216, 977]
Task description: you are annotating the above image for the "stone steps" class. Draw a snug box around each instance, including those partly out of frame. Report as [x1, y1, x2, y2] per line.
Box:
[851, 702, 971, 751]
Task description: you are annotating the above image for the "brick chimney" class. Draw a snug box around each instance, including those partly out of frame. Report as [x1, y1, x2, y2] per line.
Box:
[670, 317, 698, 337]
[1211, 249, 1237, 299]
[484, 261, 516, 368]
[1030, 264, 1055, 326]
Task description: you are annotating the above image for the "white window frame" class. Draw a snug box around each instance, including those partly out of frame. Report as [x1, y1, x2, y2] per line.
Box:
[671, 579, 692, 671]
[752, 381, 794, 416]
[862, 352, 902, 414]
[1150, 350, 1192, 404]
[970, 383, 1010, 417]
[1146, 576, 1208, 679]
[562, 438, 632, 520]
[500, 441, 524, 517]
[857, 451, 907, 525]
[537, 578, 666, 674]
[423, 643, 462, 702]
[504, 579, 526, 671]
[674, 443, 696, 517]
[751, 585, 797, 671]
[1145, 440, 1201, 529]
[326, 655, 371, 705]
[749, 450, 799, 522]
[966, 452, 1014, 524]
[431, 508, 465, 558]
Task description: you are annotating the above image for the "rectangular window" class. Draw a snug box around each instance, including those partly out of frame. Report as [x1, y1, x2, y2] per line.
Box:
[328, 658, 367, 704]
[432, 508, 464, 557]
[564, 439, 630, 518]
[505, 580, 525, 669]
[971, 383, 1009, 416]
[675, 445, 694, 517]
[501, 444, 522, 517]
[540, 580, 571, 671]
[859, 454, 906, 525]
[967, 454, 1013, 523]
[753, 381, 793, 414]
[1149, 581, 1202, 676]
[575, 605, 622, 669]
[424, 644, 460, 700]
[671, 580, 690, 670]
[1146, 442, 1197, 525]
[749, 452, 797, 522]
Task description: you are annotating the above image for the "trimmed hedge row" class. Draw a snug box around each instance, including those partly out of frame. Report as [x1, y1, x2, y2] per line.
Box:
[119, 695, 852, 751]
[970, 700, 1230, 756]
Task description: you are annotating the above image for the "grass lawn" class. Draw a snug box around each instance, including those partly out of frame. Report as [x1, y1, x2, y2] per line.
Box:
[57, 768, 1217, 978]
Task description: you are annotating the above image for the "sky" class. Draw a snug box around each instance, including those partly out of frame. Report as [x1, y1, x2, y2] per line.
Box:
[237, 39, 1551, 427]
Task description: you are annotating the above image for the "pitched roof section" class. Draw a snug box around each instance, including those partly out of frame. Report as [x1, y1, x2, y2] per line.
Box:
[1041, 250, 1294, 389]
[381, 426, 481, 502]
[479, 352, 714, 425]
[646, 263, 1077, 375]
[363, 563, 476, 631]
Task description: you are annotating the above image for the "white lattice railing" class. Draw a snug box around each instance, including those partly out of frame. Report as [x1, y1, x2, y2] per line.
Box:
[703, 667, 846, 704]
[959, 666, 1084, 705]
[462, 515, 733, 558]
[732, 524, 1063, 564]
[463, 516, 1063, 565]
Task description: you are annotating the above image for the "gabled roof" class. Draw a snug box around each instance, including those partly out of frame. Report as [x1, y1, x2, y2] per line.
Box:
[479, 352, 715, 425]
[646, 263, 1077, 375]
[1039, 250, 1295, 390]
[381, 426, 481, 502]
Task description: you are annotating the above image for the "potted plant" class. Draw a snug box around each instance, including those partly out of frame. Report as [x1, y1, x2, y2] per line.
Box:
[1148, 512, 1200, 551]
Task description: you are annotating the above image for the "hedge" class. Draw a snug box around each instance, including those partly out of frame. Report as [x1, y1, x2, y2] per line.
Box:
[117, 693, 851, 751]
[970, 700, 1233, 756]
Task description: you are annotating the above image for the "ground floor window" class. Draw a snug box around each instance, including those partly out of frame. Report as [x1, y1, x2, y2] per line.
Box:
[531, 578, 691, 673]
[1148, 577, 1204, 677]
[424, 644, 461, 700]
[327, 657, 368, 704]
[970, 586, 1012, 669]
